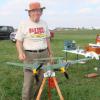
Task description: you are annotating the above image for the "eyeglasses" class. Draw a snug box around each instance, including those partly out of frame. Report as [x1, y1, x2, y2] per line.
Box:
[29, 9, 43, 13]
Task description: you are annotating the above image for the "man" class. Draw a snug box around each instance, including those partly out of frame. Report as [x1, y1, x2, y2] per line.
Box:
[15, 2, 52, 100]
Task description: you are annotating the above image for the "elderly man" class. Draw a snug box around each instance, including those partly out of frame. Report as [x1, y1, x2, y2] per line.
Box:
[15, 2, 52, 100]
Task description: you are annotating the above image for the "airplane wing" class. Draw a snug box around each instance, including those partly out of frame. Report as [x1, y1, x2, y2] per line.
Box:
[6, 57, 92, 71]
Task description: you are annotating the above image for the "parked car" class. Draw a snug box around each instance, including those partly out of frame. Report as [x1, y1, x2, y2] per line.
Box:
[0, 26, 14, 39]
[10, 30, 54, 42]
[10, 31, 17, 42]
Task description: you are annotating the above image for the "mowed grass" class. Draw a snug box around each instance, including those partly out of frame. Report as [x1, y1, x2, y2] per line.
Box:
[0, 29, 100, 100]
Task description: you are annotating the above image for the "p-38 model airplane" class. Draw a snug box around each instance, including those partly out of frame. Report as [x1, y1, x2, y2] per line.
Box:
[6, 51, 99, 79]
[6, 51, 99, 100]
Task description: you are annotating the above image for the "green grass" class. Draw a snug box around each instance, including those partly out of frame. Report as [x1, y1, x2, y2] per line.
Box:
[0, 29, 100, 100]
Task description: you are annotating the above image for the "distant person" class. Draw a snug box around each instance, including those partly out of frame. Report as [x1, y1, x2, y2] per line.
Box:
[15, 2, 52, 100]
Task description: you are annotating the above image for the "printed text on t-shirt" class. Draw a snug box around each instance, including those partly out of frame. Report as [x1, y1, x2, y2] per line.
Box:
[29, 27, 44, 34]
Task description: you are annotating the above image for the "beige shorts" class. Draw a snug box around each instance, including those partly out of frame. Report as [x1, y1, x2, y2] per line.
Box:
[24, 49, 49, 70]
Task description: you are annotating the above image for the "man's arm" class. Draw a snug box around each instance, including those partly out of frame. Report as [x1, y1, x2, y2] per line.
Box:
[16, 40, 26, 61]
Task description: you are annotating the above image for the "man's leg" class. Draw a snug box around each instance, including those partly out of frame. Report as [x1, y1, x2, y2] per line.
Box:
[22, 50, 49, 99]
[22, 69, 34, 100]
[34, 69, 44, 99]
[34, 50, 49, 98]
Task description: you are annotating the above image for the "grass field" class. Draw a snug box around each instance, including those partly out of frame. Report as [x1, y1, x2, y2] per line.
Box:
[0, 29, 100, 100]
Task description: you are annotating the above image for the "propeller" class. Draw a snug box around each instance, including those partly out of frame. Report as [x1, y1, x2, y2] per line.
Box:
[34, 63, 44, 83]
[54, 67, 69, 79]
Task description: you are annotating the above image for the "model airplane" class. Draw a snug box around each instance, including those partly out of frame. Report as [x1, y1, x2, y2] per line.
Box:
[6, 51, 99, 80]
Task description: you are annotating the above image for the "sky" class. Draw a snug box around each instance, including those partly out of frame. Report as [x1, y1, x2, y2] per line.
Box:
[0, 0, 100, 29]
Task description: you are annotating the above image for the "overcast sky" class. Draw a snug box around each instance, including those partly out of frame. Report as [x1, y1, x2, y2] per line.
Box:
[0, 0, 100, 29]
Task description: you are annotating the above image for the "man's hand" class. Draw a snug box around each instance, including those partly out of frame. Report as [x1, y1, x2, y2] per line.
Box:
[49, 54, 54, 64]
[18, 52, 26, 61]
[16, 40, 26, 61]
